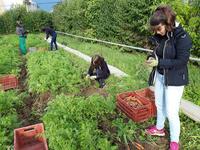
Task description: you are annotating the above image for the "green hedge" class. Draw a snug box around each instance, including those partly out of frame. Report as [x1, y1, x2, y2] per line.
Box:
[0, 6, 52, 34]
[53, 0, 154, 45]
[52, 0, 199, 57]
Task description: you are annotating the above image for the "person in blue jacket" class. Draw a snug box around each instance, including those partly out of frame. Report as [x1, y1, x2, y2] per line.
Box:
[145, 5, 192, 150]
[86, 55, 110, 88]
[42, 27, 58, 50]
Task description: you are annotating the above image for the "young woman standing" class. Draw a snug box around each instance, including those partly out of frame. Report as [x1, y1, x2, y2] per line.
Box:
[145, 5, 192, 150]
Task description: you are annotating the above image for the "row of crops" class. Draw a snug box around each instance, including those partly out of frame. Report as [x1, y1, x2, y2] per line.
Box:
[0, 34, 199, 149]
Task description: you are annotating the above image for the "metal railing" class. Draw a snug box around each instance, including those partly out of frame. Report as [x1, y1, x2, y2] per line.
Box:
[57, 31, 200, 62]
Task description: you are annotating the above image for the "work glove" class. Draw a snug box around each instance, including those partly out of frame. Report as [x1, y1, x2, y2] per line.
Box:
[85, 74, 90, 79]
[90, 75, 97, 80]
[146, 57, 158, 67]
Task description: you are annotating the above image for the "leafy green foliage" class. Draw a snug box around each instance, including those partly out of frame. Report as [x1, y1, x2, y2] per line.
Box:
[27, 50, 89, 94]
[53, 0, 154, 45]
[180, 113, 200, 149]
[0, 32, 199, 149]
[184, 64, 200, 105]
[0, 91, 21, 149]
[0, 35, 21, 75]
[53, 0, 88, 33]
[43, 94, 117, 150]
[112, 118, 137, 144]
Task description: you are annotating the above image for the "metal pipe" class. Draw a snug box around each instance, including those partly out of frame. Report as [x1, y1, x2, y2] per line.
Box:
[56, 31, 200, 62]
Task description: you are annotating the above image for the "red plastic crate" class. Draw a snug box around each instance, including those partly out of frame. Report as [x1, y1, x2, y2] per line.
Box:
[0, 75, 18, 91]
[14, 123, 48, 150]
[116, 91, 151, 122]
[135, 88, 156, 117]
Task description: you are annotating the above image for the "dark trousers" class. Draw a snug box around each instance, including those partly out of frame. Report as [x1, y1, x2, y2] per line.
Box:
[97, 78, 106, 88]
[94, 69, 108, 88]
[51, 33, 58, 50]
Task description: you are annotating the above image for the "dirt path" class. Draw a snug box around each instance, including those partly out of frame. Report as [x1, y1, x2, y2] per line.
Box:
[17, 57, 51, 126]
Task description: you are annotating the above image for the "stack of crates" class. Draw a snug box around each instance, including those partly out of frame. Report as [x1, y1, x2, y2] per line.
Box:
[116, 88, 156, 122]
[116, 91, 152, 122]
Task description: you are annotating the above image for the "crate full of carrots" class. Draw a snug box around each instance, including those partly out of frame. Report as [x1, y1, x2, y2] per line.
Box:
[116, 91, 152, 122]
[134, 88, 156, 117]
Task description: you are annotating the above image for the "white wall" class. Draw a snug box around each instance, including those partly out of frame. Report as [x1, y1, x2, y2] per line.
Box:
[3, 0, 23, 9]
[0, 0, 38, 14]
[27, 0, 38, 12]
[0, 0, 23, 14]
[0, 0, 5, 14]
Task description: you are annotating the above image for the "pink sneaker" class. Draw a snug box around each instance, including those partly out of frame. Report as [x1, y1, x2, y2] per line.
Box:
[170, 142, 179, 150]
[145, 125, 165, 136]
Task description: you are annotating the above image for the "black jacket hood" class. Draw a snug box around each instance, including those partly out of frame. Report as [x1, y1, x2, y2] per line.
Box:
[173, 22, 186, 39]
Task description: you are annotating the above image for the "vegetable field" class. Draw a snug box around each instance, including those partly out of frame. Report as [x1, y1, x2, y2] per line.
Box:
[0, 34, 199, 150]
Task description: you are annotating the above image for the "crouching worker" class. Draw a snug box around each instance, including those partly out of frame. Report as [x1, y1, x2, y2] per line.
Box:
[42, 26, 58, 50]
[86, 55, 110, 88]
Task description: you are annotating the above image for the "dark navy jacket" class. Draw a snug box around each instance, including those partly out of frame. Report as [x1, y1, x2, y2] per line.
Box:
[44, 27, 57, 39]
[148, 23, 192, 86]
[88, 60, 110, 79]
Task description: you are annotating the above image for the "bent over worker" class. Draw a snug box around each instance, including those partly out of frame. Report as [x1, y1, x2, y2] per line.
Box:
[42, 27, 58, 51]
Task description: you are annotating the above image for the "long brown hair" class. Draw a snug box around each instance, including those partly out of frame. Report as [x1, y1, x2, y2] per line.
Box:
[90, 54, 104, 68]
[150, 5, 176, 32]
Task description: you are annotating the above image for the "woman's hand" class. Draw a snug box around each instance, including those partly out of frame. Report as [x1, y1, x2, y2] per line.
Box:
[85, 74, 90, 79]
[90, 75, 97, 80]
[146, 57, 158, 67]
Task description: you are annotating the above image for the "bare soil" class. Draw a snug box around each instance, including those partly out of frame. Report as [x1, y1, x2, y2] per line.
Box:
[79, 86, 109, 98]
[17, 57, 52, 126]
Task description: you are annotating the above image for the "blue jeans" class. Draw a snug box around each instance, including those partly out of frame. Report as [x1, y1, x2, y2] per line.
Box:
[155, 71, 184, 142]
[51, 33, 58, 50]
